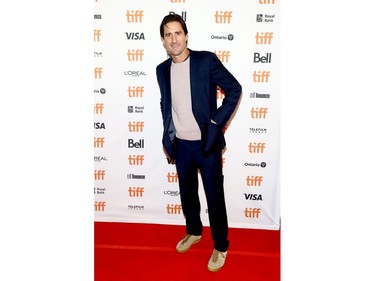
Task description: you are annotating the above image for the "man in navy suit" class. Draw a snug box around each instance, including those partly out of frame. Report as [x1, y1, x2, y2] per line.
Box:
[156, 14, 242, 272]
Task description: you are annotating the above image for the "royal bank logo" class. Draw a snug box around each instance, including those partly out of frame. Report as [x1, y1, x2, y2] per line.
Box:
[128, 105, 144, 113]
[256, 14, 275, 23]
[94, 187, 106, 194]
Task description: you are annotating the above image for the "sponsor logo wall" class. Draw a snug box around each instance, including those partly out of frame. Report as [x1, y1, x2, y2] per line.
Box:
[94, 0, 280, 230]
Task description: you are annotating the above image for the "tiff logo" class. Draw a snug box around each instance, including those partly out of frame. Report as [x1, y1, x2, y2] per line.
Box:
[246, 176, 263, 186]
[215, 11, 233, 24]
[95, 201, 106, 211]
[259, 0, 275, 4]
[94, 137, 105, 148]
[128, 86, 144, 97]
[216, 86, 225, 100]
[94, 67, 103, 79]
[253, 71, 271, 83]
[128, 121, 144, 132]
[94, 170, 106, 180]
[94, 29, 101, 42]
[248, 142, 266, 153]
[166, 172, 178, 183]
[128, 187, 144, 197]
[251, 107, 268, 119]
[166, 204, 182, 214]
[125, 10, 144, 23]
[94, 103, 104, 114]
[127, 49, 144, 61]
[255, 32, 274, 44]
[244, 208, 261, 218]
[214, 51, 230, 63]
[128, 155, 144, 165]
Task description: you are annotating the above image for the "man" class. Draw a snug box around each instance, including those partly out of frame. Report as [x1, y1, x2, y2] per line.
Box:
[156, 14, 242, 272]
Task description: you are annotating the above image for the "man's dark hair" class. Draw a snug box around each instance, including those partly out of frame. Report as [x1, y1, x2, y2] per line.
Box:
[159, 14, 188, 38]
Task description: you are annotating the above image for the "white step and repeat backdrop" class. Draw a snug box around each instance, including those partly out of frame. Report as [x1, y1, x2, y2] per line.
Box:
[94, 0, 280, 230]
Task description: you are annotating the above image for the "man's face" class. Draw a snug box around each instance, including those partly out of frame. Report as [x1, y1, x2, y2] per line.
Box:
[161, 21, 188, 58]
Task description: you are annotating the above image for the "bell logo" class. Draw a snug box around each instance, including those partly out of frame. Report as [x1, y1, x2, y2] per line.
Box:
[251, 107, 268, 119]
[253, 52, 272, 63]
[127, 49, 144, 61]
[166, 204, 183, 214]
[125, 10, 144, 23]
[94, 67, 103, 79]
[128, 187, 144, 197]
[246, 176, 263, 186]
[214, 11, 233, 24]
[128, 121, 144, 132]
[95, 201, 106, 211]
[94, 170, 106, 180]
[214, 51, 230, 63]
[94, 137, 105, 148]
[255, 32, 274, 44]
[244, 208, 261, 218]
[128, 86, 144, 98]
[248, 142, 266, 153]
[128, 155, 145, 165]
[94, 103, 104, 114]
[166, 172, 178, 183]
[94, 29, 101, 42]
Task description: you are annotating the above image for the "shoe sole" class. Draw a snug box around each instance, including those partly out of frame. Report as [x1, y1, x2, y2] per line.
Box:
[207, 265, 224, 272]
[176, 238, 202, 253]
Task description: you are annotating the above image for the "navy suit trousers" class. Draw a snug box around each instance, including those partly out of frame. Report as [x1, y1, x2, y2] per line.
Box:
[175, 138, 229, 252]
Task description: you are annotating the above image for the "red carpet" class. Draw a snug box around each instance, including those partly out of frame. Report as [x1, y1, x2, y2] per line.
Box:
[95, 222, 280, 281]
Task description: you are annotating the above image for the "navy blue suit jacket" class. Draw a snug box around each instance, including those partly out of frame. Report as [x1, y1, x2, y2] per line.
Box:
[156, 49, 242, 158]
